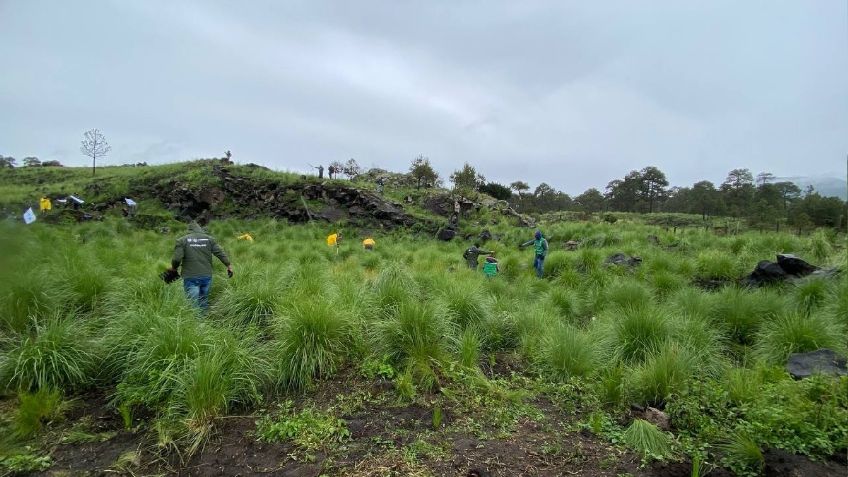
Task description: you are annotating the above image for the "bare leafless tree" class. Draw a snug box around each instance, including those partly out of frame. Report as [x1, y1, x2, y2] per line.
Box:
[80, 129, 111, 176]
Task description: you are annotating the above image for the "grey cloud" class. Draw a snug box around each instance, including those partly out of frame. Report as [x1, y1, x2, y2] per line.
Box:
[0, 0, 845, 194]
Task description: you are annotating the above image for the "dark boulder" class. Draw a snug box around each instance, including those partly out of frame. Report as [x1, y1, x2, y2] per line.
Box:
[437, 228, 457, 241]
[777, 254, 819, 277]
[743, 254, 825, 287]
[742, 260, 788, 287]
[479, 230, 492, 242]
[786, 349, 847, 379]
[605, 253, 642, 267]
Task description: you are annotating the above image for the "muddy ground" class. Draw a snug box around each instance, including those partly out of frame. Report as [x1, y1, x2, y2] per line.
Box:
[21, 367, 848, 477]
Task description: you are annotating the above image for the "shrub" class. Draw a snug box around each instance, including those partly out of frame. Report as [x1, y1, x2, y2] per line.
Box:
[754, 312, 846, 365]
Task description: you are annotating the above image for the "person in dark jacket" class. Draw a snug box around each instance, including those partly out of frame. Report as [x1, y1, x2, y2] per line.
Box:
[520, 230, 548, 278]
[168, 221, 232, 311]
[463, 243, 494, 270]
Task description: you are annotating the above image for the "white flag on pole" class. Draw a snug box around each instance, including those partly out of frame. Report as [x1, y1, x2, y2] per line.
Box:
[23, 208, 36, 224]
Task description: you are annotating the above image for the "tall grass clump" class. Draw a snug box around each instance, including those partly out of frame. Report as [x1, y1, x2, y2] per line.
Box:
[113, 314, 207, 410]
[0, 272, 55, 335]
[273, 300, 351, 390]
[708, 287, 785, 345]
[0, 314, 96, 393]
[373, 264, 419, 310]
[50, 256, 109, 314]
[167, 333, 268, 452]
[807, 230, 833, 263]
[603, 280, 653, 311]
[622, 419, 672, 461]
[541, 252, 572, 279]
[213, 268, 287, 325]
[538, 324, 596, 380]
[754, 312, 846, 365]
[666, 287, 712, 320]
[546, 288, 580, 323]
[720, 433, 764, 475]
[441, 282, 490, 329]
[597, 306, 671, 364]
[792, 278, 830, 315]
[457, 326, 482, 369]
[373, 300, 453, 388]
[695, 250, 738, 281]
[627, 342, 695, 407]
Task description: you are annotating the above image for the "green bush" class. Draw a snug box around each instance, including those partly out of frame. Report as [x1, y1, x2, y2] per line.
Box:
[597, 306, 671, 364]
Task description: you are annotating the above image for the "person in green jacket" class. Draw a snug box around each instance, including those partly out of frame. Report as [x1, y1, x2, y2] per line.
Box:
[168, 220, 233, 311]
[482, 254, 500, 278]
[520, 230, 548, 278]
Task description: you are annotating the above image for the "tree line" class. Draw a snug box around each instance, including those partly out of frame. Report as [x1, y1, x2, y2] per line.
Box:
[438, 160, 845, 231]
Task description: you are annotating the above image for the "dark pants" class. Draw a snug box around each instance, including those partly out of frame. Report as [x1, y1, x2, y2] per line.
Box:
[183, 276, 212, 312]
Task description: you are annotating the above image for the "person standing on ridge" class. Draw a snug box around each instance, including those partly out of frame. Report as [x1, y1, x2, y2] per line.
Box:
[463, 243, 494, 270]
[520, 230, 548, 278]
[168, 219, 233, 312]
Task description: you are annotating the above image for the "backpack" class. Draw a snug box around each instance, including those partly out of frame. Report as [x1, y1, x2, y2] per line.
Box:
[463, 247, 473, 260]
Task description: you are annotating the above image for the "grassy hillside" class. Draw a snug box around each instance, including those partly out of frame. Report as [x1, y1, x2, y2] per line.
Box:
[1, 197, 846, 475]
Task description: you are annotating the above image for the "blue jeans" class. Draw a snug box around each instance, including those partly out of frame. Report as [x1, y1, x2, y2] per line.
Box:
[183, 276, 212, 312]
[533, 255, 545, 278]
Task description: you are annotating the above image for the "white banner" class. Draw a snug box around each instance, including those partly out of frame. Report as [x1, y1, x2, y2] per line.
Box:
[23, 208, 36, 224]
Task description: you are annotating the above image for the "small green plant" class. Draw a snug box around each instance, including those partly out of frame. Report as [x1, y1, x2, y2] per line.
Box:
[720, 433, 764, 476]
[255, 401, 350, 451]
[622, 419, 672, 461]
[13, 388, 64, 439]
[0, 450, 52, 473]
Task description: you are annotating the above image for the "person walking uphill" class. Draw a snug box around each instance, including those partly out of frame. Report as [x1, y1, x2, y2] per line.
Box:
[463, 243, 494, 270]
[168, 221, 233, 311]
[520, 230, 548, 278]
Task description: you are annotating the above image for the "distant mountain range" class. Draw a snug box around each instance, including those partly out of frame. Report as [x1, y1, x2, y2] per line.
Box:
[775, 176, 847, 200]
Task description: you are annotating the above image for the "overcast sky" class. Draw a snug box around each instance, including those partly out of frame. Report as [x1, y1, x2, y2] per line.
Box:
[1, 1, 846, 194]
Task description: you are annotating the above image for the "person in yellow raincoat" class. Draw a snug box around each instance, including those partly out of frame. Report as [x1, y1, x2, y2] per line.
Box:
[327, 232, 342, 247]
[39, 197, 52, 212]
[362, 237, 376, 250]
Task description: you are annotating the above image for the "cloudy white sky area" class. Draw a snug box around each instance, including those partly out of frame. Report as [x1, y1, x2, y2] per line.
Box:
[1, 1, 846, 194]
